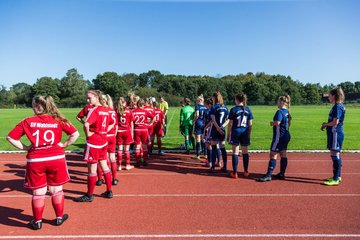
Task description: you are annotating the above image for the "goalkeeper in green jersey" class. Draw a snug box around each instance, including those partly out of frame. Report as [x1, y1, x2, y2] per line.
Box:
[179, 98, 195, 153]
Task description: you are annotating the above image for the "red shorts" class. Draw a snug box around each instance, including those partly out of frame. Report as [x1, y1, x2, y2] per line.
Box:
[152, 124, 163, 137]
[83, 142, 108, 163]
[107, 135, 116, 153]
[134, 129, 149, 145]
[116, 129, 134, 145]
[24, 158, 70, 190]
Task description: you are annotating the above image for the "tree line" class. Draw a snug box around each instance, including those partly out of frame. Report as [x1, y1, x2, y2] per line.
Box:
[1, 68, 359, 108]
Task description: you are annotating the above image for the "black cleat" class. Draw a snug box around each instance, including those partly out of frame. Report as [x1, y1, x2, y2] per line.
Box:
[101, 190, 113, 199]
[274, 173, 286, 180]
[256, 175, 272, 182]
[29, 220, 42, 230]
[112, 179, 119, 186]
[142, 161, 148, 166]
[56, 213, 69, 226]
[74, 194, 94, 202]
[208, 168, 216, 174]
[134, 162, 141, 168]
[96, 179, 104, 186]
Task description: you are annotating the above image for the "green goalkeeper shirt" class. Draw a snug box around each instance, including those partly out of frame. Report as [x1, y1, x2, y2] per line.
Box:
[180, 105, 195, 126]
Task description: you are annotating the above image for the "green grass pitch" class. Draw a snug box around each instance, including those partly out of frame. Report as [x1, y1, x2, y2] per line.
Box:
[0, 105, 359, 151]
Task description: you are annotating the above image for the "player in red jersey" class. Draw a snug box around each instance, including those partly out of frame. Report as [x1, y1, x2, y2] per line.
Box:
[74, 90, 115, 202]
[151, 101, 165, 155]
[76, 103, 94, 124]
[7, 95, 79, 230]
[133, 98, 155, 167]
[144, 98, 155, 154]
[102, 94, 118, 185]
[116, 97, 135, 171]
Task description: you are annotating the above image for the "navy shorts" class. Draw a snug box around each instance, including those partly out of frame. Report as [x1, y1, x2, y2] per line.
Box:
[327, 129, 344, 152]
[194, 121, 205, 135]
[210, 126, 226, 142]
[229, 129, 250, 146]
[270, 132, 291, 152]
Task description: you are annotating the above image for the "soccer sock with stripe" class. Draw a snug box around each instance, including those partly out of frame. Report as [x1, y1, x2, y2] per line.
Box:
[117, 150, 123, 166]
[185, 139, 190, 150]
[211, 145, 217, 169]
[196, 142, 200, 156]
[124, 150, 131, 166]
[111, 161, 117, 179]
[51, 191, 64, 218]
[220, 147, 227, 169]
[280, 157, 288, 175]
[103, 170, 112, 191]
[87, 173, 97, 195]
[242, 153, 249, 172]
[135, 149, 141, 163]
[232, 154, 239, 174]
[331, 155, 341, 181]
[207, 148, 212, 166]
[32, 194, 45, 222]
[266, 159, 277, 177]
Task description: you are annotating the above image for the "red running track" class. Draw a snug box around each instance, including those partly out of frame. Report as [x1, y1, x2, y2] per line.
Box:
[0, 152, 360, 239]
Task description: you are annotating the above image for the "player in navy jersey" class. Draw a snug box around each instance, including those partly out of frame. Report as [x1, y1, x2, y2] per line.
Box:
[321, 88, 346, 186]
[203, 98, 218, 167]
[192, 95, 208, 160]
[227, 94, 253, 179]
[209, 91, 229, 173]
[257, 95, 291, 182]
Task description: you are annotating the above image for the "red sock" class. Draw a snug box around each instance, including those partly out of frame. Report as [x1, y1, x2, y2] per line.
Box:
[117, 150, 123, 165]
[87, 173, 97, 195]
[135, 149, 141, 163]
[97, 163, 103, 181]
[103, 170, 112, 191]
[32, 194, 45, 222]
[51, 191, 64, 218]
[111, 162, 117, 179]
[158, 139, 162, 149]
[124, 151, 130, 165]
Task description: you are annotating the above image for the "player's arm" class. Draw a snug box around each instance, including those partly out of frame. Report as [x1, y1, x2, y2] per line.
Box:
[84, 122, 93, 138]
[59, 131, 80, 148]
[6, 137, 31, 151]
[226, 120, 233, 143]
[321, 118, 339, 130]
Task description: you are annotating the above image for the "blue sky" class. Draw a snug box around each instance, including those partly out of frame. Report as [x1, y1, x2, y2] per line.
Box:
[0, 0, 359, 89]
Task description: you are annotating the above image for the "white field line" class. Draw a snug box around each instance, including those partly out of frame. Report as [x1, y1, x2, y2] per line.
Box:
[0, 234, 360, 239]
[1, 193, 360, 198]
[165, 108, 176, 135]
[0, 149, 360, 154]
[1, 172, 360, 177]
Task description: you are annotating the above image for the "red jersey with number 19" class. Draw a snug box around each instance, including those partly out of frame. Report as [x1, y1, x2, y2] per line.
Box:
[85, 106, 112, 146]
[7, 115, 77, 162]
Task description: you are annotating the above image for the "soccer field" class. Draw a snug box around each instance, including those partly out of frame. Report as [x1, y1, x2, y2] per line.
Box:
[0, 105, 359, 151]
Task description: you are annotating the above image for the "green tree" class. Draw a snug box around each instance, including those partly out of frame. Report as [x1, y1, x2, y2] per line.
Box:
[10, 82, 32, 107]
[93, 72, 129, 100]
[32, 77, 60, 103]
[0, 85, 15, 108]
[59, 68, 89, 107]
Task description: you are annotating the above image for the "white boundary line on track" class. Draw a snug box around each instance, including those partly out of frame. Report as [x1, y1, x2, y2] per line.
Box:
[1, 193, 360, 198]
[0, 149, 359, 154]
[0, 234, 360, 239]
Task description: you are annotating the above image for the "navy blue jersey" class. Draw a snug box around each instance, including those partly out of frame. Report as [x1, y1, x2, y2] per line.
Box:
[203, 108, 211, 125]
[229, 105, 253, 130]
[210, 104, 229, 127]
[327, 104, 345, 132]
[195, 104, 207, 122]
[272, 108, 290, 138]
